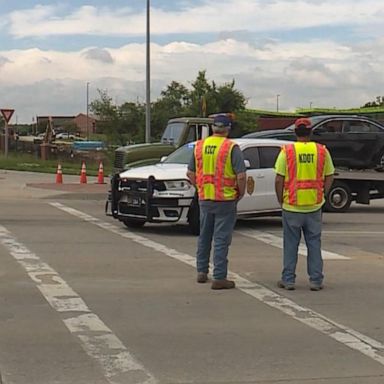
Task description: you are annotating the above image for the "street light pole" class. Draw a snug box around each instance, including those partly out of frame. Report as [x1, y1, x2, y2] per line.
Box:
[86, 82, 90, 140]
[145, 0, 151, 143]
[276, 94, 280, 112]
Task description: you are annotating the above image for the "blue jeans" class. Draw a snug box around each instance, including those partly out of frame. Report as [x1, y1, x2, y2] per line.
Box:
[196, 201, 237, 280]
[281, 209, 324, 285]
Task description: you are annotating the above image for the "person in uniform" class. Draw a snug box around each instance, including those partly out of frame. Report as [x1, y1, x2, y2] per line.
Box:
[274, 117, 335, 291]
[187, 114, 246, 289]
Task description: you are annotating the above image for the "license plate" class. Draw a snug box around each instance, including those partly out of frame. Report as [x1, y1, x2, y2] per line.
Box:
[127, 196, 141, 206]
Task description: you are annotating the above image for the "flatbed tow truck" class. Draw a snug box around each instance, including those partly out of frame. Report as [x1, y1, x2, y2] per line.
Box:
[324, 169, 384, 212]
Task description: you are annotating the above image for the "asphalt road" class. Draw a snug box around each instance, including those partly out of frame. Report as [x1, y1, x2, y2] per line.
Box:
[1, 170, 384, 384]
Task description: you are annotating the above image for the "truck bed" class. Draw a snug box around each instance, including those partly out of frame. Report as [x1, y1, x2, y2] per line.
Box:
[334, 169, 384, 182]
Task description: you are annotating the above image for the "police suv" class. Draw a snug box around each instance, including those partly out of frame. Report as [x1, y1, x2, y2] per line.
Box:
[106, 139, 288, 235]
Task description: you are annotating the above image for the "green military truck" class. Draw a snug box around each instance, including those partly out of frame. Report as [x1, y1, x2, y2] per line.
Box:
[113, 116, 216, 172]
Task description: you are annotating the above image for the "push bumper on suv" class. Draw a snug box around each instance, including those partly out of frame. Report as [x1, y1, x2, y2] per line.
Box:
[105, 174, 193, 224]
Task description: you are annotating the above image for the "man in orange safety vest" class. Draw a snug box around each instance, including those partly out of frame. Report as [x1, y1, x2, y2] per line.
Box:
[274, 117, 335, 291]
[187, 114, 246, 290]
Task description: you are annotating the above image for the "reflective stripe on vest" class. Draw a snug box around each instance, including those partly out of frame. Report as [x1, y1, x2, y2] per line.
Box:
[284, 143, 326, 206]
[195, 138, 236, 201]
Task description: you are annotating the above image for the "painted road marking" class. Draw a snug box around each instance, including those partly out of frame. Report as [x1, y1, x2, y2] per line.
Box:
[50, 202, 384, 368]
[322, 231, 384, 235]
[0, 225, 156, 384]
[237, 229, 350, 260]
[266, 230, 384, 236]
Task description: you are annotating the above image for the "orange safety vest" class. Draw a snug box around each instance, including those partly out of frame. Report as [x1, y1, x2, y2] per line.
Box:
[195, 137, 237, 201]
[284, 143, 326, 206]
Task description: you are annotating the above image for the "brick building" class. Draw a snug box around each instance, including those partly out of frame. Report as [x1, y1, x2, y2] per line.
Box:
[36, 114, 98, 137]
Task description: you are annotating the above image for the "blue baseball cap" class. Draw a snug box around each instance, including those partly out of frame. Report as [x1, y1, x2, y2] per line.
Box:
[213, 114, 232, 128]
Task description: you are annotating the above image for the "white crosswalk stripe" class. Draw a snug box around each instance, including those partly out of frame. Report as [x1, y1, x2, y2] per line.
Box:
[237, 228, 350, 260]
[50, 202, 384, 369]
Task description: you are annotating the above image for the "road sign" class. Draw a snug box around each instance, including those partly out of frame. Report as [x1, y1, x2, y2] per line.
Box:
[1, 109, 15, 123]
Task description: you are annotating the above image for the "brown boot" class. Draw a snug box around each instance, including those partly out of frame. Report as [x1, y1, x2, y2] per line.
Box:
[197, 272, 208, 283]
[211, 279, 235, 290]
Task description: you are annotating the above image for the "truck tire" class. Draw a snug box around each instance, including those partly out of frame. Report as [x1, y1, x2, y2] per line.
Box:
[375, 149, 384, 172]
[323, 181, 352, 213]
[123, 218, 146, 228]
[188, 198, 200, 236]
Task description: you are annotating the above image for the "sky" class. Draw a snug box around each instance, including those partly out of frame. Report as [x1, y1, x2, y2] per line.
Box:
[1, 0, 384, 123]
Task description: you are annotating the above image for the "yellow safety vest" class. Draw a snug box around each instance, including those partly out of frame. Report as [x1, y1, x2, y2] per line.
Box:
[283, 142, 326, 206]
[195, 136, 237, 201]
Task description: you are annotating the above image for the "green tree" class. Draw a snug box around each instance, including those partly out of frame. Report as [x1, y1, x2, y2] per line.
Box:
[216, 80, 247, 112]
[160, 81, 190, 114]
[119, 102, 145, 143]
[189, 70, 216, 116]
[89, 90, 122, 144]
[234, 110, 259, 135]
[89, 72, 249, 144]
[363, 96, 384, 107]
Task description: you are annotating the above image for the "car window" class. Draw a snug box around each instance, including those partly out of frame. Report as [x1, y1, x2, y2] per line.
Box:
[258, 146, 281, 168]
[161, 122, 186, 145]
[242, 147, 260, 169]
[317, 121, 342, 133]
[185, 124, 197, 143]
[343, 120, 371, 133]
[364, 122, 383, 133]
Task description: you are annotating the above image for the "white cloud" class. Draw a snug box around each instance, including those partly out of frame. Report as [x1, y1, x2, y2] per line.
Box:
[1, 1, 384, 122]
[1, 35, 384, 122]
[6, 1, 384, 38]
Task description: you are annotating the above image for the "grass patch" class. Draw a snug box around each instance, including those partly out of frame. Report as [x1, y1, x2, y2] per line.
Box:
[0, 153, 113, 176]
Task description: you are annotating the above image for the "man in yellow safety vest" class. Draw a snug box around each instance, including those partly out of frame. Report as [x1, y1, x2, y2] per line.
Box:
[187, 114, 246, 289]
[274, 117, 335, 291]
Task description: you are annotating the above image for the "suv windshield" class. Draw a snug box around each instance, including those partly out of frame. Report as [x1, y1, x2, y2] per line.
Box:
[163, 143, 195, 164]
[161, 122, 186, 146]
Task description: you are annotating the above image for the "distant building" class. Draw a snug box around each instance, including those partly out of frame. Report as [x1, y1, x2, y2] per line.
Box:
[36, 114, 98, 136]
[73, 113, 97, 136]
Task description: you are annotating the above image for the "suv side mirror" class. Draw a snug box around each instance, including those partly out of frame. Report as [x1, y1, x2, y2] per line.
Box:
[244, 159, 251, 168]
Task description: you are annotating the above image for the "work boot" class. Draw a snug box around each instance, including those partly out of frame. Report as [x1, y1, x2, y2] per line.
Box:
[197, 272, 208, 283]
[277, 280, 295, 291]
[309, 282, 324, 291]
[211, 279, 235, 290]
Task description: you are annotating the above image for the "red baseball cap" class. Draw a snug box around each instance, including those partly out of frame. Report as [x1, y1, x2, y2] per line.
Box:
[295, 117, 312, 129]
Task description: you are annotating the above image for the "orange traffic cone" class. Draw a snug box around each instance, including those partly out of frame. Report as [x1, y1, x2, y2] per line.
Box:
[55, 163, 63, 184]
[97, 161, 105, 184]
[80, 161, 87, 184]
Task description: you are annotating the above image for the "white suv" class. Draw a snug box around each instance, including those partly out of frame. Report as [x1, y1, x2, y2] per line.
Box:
[106, 138, 289, 234]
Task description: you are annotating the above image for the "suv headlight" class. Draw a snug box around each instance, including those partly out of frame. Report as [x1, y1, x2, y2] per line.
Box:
[164, 180, 192, 191]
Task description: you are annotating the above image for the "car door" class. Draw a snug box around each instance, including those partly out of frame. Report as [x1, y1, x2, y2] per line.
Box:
[340, 120, 380, 167]
[311, 120, 344, 164]
[237, 145, 280, 213]
[257, 145, 282, 209]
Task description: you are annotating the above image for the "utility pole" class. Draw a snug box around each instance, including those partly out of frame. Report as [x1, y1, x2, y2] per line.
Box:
[145, 0, 151, 143]
[276, 94, 280, 112]
[86, 82, 90, 140]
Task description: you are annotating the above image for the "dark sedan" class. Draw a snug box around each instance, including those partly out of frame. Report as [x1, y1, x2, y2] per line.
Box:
[243, 115, 384, 170]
